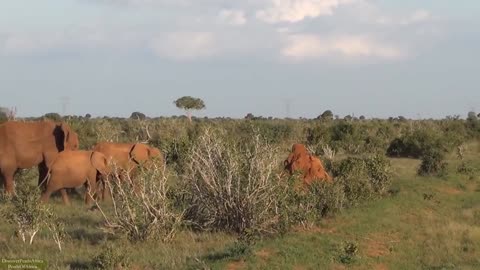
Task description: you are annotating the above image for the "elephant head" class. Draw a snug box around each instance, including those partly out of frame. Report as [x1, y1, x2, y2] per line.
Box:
[61, 123, 79, 151]
[90, 151, 109, 175]
[284, 144, 309, 174]
[129, 143, 163, 169]
[53, 122, 79, 151]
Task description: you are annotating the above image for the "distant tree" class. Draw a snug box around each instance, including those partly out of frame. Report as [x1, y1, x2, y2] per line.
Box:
[245, 113, 255, 120]
[318, 110, 333, 120]
[467, 111, 478, 121]
[478, 113, 480, 118]
[85, 113, 92, 119]
[397, 116, 407, 122]
[359, 115, 366, 120]
[43, 113, 62, 122]
[466, 111, 480, 131]
[0, 107, 8, 123]
[174, 96, 206, 123]
[344, 115, 353, 121]
[130, 112, 146, 120]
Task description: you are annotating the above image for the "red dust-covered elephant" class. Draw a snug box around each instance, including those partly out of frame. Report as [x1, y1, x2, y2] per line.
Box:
[0, 120, 79, 194]
[41, 150, 109, 205]
[92, 142, 163, 200]
[284, 143, 332, 185]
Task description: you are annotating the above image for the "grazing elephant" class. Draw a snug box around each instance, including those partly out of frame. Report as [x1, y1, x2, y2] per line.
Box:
[41, 151, 109, 205]
[92, 142, 163, 200]
[0, 120, 79, 194]
[284, 143, 332, 185]
[93, 142, 163, 176]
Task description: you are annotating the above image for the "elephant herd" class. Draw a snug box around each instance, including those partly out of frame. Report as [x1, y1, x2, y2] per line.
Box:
[0, 120, 331, 206]
[0, 120, 162, 205]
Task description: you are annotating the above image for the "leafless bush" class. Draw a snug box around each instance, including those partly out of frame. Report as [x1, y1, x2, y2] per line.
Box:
[95, 119, 123, 142]
[322, 144, 336, 161]
[97, 164, 183, 243]
[183, 128, 286, 235]
[0, 179, 66, 251]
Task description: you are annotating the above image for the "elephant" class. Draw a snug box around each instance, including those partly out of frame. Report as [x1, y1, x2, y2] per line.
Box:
[40, 150, 109, 205]
[92, 142, 163, 200]
[284, 143, 332, 185]
[0, 120, 79, 194]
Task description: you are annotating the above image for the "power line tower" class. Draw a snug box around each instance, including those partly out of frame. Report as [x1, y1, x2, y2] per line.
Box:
[60, 96, 70, 116]
[284, 98, 292, 118]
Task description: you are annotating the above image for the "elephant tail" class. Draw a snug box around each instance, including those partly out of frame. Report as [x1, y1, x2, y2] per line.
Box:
[39, 169, 52, 188]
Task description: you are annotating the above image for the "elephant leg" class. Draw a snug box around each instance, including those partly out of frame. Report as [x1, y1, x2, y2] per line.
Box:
[2, 168, 16, 195]
[102, 179, 112, 202]
[84, 174, 98, 206]
[38, 162, 49, 191]
[40, 185, 58, 203]
[84, 186, 96, 206]
[60, 189, 71, 205]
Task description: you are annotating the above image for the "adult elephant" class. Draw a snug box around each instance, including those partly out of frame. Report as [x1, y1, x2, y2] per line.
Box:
[0, 120, 79, 194]
[92, 142, 163, 200]
[284, 143, 332, 185]
[93, 142, 163, 175]
[41, 151, 109, 205]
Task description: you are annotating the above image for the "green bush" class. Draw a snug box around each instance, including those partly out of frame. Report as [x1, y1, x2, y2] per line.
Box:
[332, 155, 392, 206]
[91, 243, 131, 270]
[279, 180, 346, 227]
[0, 171, 66, 251]
[418, 148, 448, 177]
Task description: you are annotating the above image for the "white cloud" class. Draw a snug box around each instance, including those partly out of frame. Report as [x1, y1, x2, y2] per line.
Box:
[256, 0, 356, 24]
[282, 34, 404, 60]
[376, 9, 432, 26]
[401, 10, 431, 25]
[149, 32, 216, 60]
[218, 9, 247, 26]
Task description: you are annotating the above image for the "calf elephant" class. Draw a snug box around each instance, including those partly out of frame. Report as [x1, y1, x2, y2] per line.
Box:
[0, 120, 79, 194]
[41, 151, 109, 205]
[284, 143, 332, 185]
[92, 142, 163, 200]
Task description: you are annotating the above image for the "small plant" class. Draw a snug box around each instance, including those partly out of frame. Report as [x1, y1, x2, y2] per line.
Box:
[0, 177, 66, 251]
[204, 241, 252, 262]
[92, 243, 131, 270]
[337, 241, 359, 265]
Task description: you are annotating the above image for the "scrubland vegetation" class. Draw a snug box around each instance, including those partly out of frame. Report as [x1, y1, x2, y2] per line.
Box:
[1, 113, 480, 269]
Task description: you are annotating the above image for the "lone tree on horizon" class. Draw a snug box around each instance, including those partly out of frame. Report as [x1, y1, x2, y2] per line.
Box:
[174, 96, 206, 122]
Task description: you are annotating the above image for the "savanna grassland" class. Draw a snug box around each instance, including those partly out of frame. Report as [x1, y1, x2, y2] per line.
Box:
[1, 114, 480, 270]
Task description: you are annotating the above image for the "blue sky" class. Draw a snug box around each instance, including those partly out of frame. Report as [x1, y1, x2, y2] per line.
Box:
[1, 0, 479, 119]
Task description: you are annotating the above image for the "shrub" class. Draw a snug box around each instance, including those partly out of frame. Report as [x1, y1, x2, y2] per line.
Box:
[183, 128, 285, 236]
[43, 112, 62, 121]
[337, 241, 359, 265]
[280, 180, 346, 227]
[98, 165, 183, 243]
[130, 111, 146, 120]
[0, 173, 66, 251]
[418, 148, 448, 177]
[92, 243, 131, 270]
[332, 155, 392, 205]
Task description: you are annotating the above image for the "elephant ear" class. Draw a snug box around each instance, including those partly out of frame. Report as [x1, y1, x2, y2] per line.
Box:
[60, 123, 71, 150]
[91, 151, 108, 175]
[129, 144, 149, 165]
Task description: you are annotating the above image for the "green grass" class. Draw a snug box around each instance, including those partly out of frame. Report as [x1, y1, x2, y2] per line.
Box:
[1, 143, 480, 269]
